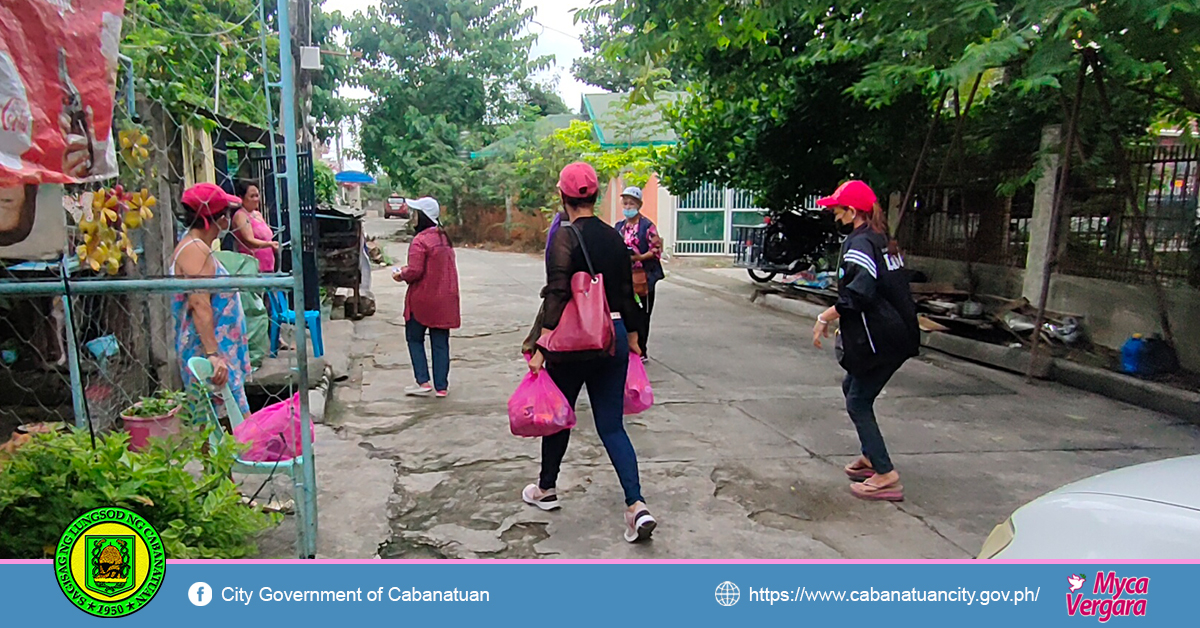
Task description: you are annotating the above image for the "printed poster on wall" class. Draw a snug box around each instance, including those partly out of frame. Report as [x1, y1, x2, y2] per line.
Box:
[0, 0, 124, 260]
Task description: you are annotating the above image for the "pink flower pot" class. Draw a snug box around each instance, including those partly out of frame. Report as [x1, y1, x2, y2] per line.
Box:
[120, 403, 182, 452]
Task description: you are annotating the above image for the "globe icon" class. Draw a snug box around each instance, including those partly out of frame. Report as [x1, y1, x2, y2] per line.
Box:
[715, 581, 740, 606]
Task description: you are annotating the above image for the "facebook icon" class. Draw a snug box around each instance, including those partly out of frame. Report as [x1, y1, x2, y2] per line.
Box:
[188, 582, 213, 607]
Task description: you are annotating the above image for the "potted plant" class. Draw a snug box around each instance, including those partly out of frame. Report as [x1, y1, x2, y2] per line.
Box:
[120, 390, 185, 452]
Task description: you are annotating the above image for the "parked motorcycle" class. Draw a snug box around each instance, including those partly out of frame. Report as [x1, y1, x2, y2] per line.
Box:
[734, 208, 846, 283]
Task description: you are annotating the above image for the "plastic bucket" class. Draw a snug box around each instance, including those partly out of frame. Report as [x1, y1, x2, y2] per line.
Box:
[121, 404, 182, 452]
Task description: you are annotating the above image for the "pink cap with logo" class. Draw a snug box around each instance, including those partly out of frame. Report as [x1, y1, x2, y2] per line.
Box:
[557, 162, 599, 199]
[816, 180, 878, 213]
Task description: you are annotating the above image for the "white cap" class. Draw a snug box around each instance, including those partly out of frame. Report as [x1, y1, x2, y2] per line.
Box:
[620, 186, 643, 203]
[405, 197, 440, 223]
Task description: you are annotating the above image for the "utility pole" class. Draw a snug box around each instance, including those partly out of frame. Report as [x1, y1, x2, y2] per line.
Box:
[290, 0, 314, 146]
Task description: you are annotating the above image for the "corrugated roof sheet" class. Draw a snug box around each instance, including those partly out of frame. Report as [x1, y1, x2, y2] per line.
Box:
[581, 92, 683, 147]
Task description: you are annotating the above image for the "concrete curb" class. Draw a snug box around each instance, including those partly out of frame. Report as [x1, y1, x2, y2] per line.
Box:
[753, 291, 830, 320]
[1050, 359, 1200, 422]
[920, 331, 1052, 379]
[751, 288, 1199, 422]
[310, 363, 334, 425]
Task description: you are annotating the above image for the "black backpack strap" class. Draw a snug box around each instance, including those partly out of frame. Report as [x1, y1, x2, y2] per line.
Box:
[563, 222, 597, 276]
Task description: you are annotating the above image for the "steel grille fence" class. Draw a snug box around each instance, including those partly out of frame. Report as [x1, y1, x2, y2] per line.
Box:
[1060, 144, 1200, 287]
[897, 185, 1034, 268]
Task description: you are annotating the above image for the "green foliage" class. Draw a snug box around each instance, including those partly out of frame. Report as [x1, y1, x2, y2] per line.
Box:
[510, 120, 659, 212]
[314, 161, 338, 205]
[123, 389, 185, 419]
[581, 0, 1189, 209]
[0, 428, 276, 559]
[310, 2, 355, 143]
[121, 0, 277, 128]
[572, 12, 639, 92]
[344, 0, 552, 219]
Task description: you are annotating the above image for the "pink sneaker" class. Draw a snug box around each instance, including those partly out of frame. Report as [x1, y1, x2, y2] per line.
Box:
[435, 390, 449, 398]
[521, 484, 561, 511]
[624, 507, 657, 543]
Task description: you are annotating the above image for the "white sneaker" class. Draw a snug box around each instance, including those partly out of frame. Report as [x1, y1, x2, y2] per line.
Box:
[624, 506, 657, 543]
[405, 384, 434, 397]
[522, 484, 561, 511]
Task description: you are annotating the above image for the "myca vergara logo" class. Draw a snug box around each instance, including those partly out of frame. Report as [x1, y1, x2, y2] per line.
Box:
[1066, 571, 1149, 623]
[55, 507, 166, 617]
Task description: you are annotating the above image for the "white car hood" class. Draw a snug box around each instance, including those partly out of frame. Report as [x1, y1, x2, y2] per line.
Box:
[1050, 455, 1200, 510]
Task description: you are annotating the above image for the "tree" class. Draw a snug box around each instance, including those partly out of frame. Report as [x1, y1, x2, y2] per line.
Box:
[580, 0, 1192, 210]
[310, 2, 354, 143]
[121, 0, 277, 128]
[343, 0, 551, 218]
[523, 80, 571, 116]
[578, 1, 930, 209]
[571, 13, 638, 92]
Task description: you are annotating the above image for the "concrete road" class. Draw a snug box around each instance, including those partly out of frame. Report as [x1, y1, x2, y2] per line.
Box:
[310, 216, 1200, 559]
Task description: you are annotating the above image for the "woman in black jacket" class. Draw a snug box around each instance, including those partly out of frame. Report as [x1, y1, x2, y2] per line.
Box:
[812, 181, 919, 502]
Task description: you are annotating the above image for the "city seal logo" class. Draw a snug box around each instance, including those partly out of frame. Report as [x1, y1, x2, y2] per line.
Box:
[55, 507, 166, 617]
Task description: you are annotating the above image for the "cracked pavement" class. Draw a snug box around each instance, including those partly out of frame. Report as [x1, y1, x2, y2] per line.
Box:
[300, 215, 1200, 559]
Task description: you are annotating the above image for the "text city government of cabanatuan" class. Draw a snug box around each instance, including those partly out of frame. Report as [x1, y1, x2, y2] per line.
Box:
[222, 587, 491, 604]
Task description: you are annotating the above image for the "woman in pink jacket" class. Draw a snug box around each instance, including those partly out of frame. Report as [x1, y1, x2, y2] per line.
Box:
[393, 197, 461, 398]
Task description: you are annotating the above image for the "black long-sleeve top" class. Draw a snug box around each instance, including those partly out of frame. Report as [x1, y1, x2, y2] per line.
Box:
[541, 216, 645, 334]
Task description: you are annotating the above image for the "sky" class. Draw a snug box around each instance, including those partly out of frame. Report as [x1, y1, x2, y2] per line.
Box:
[322, 0, 596, 110]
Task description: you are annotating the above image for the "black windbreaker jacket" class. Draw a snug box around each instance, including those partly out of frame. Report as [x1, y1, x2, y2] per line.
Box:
[834, 225, 920, 374]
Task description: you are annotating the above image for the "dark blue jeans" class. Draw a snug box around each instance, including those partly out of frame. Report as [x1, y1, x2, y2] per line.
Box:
[406, 318, 450, 392]
[842, 361, 903, 475]
[540, 320, 644, 506]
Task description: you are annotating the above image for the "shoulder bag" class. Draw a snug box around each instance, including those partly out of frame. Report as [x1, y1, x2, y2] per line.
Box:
[537, 223, 615, 355]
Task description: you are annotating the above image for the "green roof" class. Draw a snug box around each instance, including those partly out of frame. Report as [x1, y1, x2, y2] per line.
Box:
[581, 92, 682, 148]
[470, 114, 579, 159]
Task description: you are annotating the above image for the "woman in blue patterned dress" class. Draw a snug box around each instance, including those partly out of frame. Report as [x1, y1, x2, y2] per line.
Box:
[170, 183, 252, 419]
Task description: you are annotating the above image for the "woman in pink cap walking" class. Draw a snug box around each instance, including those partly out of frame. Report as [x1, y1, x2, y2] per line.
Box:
[811, 180, 919, 502]
[522, 162, 657, 543]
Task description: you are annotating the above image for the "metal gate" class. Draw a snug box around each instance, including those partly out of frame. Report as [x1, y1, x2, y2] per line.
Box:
[674, 183, 769, 255]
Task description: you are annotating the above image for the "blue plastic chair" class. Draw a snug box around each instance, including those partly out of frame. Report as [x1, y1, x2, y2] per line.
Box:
[187, 356, 317, 558]
[267, 291, 324, 358]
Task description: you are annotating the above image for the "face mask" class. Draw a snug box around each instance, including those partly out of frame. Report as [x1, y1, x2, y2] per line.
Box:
[623, 209, 639, 220]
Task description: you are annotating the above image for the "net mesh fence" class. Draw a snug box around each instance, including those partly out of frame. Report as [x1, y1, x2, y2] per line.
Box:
[0, 1, 316, 556]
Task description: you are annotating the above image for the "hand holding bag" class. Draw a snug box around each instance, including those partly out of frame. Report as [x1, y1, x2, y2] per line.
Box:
[508, 369, 577, 437]
[624, 354, 654, 414]
[537, 224, 615, 355]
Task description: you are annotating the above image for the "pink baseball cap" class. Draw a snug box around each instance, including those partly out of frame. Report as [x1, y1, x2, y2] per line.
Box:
[557, 162, 599, 199]
[816, 180, 877, 212]
[181, 182, 240, 216]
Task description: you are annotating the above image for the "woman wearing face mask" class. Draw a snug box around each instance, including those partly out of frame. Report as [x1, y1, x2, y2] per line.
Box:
[393, 197, 461, 398]
[617, 186, 663, 360]
[171, 183, 252, 419]
[811, 180, 919, 501]
[231, 182, 279, 273]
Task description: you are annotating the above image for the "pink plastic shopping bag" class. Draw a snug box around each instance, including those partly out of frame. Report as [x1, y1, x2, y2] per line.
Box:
[508, 370, 577, 437]
[233, 393, 313, 461]
[624, 354, 654, 415]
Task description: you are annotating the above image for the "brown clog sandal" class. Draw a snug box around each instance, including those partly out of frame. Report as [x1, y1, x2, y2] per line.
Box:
[850, 479, 904, 502]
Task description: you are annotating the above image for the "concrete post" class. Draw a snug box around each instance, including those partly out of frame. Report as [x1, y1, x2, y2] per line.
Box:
[1022, 125, 1062, 302]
